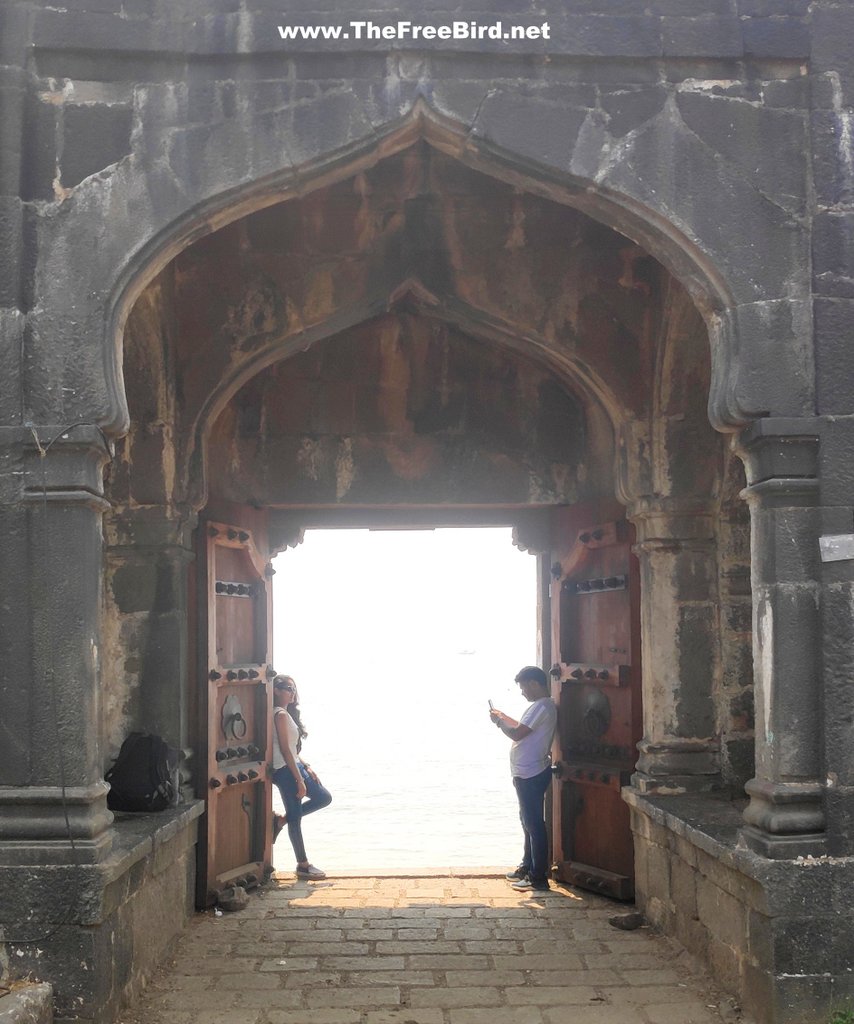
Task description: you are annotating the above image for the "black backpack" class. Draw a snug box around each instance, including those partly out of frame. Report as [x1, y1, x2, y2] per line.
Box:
[105, 732, 177, 812]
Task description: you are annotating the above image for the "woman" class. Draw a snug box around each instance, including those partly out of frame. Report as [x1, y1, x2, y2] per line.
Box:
[271, 675, 332, 880]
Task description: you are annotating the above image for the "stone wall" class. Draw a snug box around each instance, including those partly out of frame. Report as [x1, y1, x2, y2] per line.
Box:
[2, 806, 202, 1024]
[629, 793, 854, 1024]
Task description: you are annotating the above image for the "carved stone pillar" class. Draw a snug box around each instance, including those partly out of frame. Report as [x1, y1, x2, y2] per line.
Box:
[628, 496, 722, 792]
[0, 425, 113, 861]
[104, 504, 197, 799]
[736, 418, 825, 857]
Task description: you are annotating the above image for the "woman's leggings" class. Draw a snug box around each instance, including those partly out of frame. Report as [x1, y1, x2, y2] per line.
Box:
[273, 762, 332, 864]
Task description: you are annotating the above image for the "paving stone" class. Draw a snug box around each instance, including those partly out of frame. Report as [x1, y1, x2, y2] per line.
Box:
[216, 972, 282, 989]
[461, 940, 523, 953]
[441, 926, 495, 940]
[443, 970, 526, 987]
[492, 954, 585, 971]
[268, 1012, 360, 1024]
[504, 986, 602, 1005]
[407, 954, 491, 970]
[297, 942, 371, 954]
[239, 989, 304, 1009]
[618, 968, 686, 985]
[306, 986, 401, 1008]
[282, 971, 342, 988]
[323, 956, 406, 971]
[409, 987, 504, 1008]
[267, 927, 344, 940]
[153, 989, 234, 1010]
[607, 984, 701, 1004]
[192, 1013, 265, 1024]
[449, 1010, 546, 1024]
[346, 971, 436, 986]
[645, 1002, 722, 1023]
[542, 1008, 643, 1024]
[364, 1012, 444, 1024]
[528, 969, 622, 986]
[259, 957, 321, 971]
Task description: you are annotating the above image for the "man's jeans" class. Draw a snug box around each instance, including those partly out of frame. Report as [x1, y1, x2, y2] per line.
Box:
[513, 766, 552, 883]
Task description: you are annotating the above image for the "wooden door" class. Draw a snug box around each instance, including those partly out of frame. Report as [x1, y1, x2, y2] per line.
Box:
[196, 519, 275, 907]
[549, 500, 641, 900]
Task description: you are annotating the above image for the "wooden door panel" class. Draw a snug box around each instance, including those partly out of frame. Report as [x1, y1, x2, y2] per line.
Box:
[196, 519, 274, 907]
[549, 500, 641, 901]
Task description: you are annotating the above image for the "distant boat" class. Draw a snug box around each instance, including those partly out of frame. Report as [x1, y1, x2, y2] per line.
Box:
[457, 649, 476, 655]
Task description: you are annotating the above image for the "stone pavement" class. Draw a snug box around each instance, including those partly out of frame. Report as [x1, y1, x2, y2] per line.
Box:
[117, 875, 754, 1024]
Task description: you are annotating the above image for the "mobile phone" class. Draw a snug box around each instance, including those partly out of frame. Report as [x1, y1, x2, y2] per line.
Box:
[488, 700, 494, 710]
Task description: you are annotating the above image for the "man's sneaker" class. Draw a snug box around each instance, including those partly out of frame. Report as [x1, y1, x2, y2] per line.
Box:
[510, 877, 550, 892]
[505, 865, 529, 881]
[296, 863, 327, 880]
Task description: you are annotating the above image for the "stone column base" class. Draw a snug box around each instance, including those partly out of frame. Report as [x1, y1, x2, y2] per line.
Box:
[632, 739, 721, 793]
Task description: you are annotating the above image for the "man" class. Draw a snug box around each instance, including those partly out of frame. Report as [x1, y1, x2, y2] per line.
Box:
[490, 666, 557, 892]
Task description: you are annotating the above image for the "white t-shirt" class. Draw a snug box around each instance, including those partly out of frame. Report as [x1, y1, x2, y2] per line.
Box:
[510, 697, 557, 779]
[272, 707, 300, 771]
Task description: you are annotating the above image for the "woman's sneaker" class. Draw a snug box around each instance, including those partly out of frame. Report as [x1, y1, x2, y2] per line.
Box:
[505, 865, 529, 881]
[296, 863, 326, 880]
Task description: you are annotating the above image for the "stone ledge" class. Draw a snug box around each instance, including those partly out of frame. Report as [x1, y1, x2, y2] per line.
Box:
[625, 787, 854, 915]
[0, 801, 204, 928]
[0, 984, 52, 1024]
[104, 800, 204, 883]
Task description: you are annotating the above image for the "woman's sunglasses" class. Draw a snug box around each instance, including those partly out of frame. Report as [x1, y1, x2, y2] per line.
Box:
[274, 681, 295, 692]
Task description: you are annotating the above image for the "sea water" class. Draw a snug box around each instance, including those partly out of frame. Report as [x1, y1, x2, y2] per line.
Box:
[271, 528, 539, 872]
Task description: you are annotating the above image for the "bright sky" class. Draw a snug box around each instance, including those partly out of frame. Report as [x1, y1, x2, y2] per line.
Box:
[271, 527, 540, 870]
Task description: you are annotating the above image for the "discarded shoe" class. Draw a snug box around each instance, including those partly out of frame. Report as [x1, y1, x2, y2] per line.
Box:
[608, 912, 644, 930]
[218, 885, 249, 912]
[505, 865, 529, 881]
[511, 877, 550, 892]
[296, 863, 326, 880]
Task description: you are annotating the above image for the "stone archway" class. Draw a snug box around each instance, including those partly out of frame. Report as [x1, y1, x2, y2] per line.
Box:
[104, 134, 751, 889]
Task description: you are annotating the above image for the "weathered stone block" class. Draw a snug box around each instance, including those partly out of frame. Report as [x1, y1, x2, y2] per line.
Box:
[662, 15, 742, 57]
[646, 842, 671, 904]
[674, 92, 806, 213]
[811, 4, 854, 106]
[696, 875, 746, 949]
[813, 211, 854, 298]
[722, 738, 754, 790]
[752, 506, 820, 584]
[0, 983, 53, 1024]
[818, 416, 854, 507]
[0, 198, 22, 309]
[741, 15, 809, 57]
[670, 856, 698, 919]
[20, 93, 57, 202]
[470, 90, 589, 174]
[673, 913, 709, 957]
[599, 86, 667, 138]
[737, 0, 809, 14]
[810, 110, 854, 207]
[61, 103, 133, 189]
[706, 936, 742, 994]
[815, 297, 854, 414]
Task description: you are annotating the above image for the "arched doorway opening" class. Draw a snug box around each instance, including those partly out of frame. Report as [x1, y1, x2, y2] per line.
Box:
[269, 524, 538, 873]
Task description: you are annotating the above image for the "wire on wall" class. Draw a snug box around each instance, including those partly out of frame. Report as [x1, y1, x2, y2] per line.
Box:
[1, 423, 114, 949]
